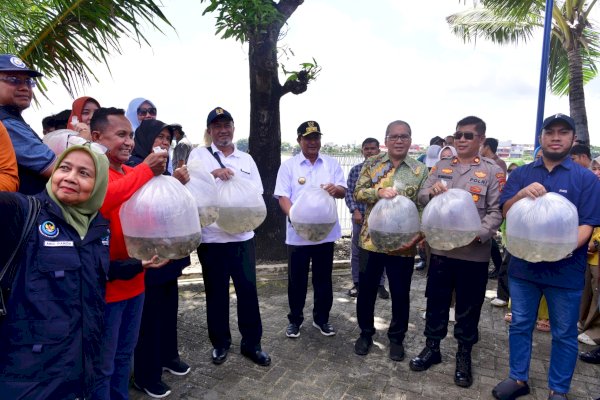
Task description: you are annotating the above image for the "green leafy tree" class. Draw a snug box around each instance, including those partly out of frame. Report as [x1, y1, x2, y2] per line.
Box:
[0, 0, 171, 96]
[202, 0, 318, 261]
[236, 137, 249, 152]
[447, 0, 599, 144]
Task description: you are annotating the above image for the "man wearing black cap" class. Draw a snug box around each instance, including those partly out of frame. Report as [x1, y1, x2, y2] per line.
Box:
[170, 123, 192, 170]
[492, 113, 600, 400]
[0, 54, 56, 194]
[187, 107, 271, 367]
[274, 121, 347, 338]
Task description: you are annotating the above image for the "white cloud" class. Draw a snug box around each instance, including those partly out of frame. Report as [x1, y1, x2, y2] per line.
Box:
[22, 0, 599, 147]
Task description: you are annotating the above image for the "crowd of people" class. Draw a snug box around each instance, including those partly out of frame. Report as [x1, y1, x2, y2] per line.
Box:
[1, 52, 600, 400]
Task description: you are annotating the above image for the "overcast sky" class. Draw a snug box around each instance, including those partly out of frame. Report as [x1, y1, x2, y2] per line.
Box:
[23, 0, 600, 146]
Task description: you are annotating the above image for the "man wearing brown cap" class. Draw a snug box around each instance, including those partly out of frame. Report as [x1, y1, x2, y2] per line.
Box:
[187, 107, 271, 367]
[0, 54, 55, 194]
[274, 121, 346, 338]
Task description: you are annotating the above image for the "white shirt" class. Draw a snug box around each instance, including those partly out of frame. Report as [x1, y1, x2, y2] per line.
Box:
[188, 143, 263, 243]
[274, 152, 347, 245]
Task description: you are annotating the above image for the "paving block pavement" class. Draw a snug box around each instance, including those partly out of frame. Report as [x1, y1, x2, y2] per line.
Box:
[130, 264, 600, 399]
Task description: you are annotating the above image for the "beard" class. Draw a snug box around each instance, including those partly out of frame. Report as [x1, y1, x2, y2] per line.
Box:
[542, 147, 570, 162]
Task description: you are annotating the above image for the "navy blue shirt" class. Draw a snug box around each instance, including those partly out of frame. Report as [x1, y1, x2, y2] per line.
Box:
[500, 157, 600, 289]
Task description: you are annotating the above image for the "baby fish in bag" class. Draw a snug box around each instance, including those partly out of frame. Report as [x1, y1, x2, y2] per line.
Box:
[120, 175, 202, 261]
[185, 159, 220, 227]
[506, 192, 578, 262]
[421, 188, 481, 251]
[215, 175, 266, 234]
[368, 195, 420, 252]
[289, 185, 337, 242]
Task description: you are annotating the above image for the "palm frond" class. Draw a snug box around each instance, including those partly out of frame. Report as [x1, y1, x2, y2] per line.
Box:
[0, 0, 173, 97]
[480, 0, 545, 19]
[447, 7, 542, 45]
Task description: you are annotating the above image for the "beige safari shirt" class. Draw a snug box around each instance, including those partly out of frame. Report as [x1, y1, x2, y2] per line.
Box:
[417, 155, 505, 262]
[355, 153, 428, 256]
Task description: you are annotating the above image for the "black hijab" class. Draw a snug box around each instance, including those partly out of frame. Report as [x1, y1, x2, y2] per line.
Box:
[128, 119, 171, 168]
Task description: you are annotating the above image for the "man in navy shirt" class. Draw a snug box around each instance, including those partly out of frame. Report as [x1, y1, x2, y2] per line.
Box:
[492, 114, 600, 400]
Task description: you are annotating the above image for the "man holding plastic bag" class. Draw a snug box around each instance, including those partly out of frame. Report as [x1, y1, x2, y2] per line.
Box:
[410, 116, 504, 388]
[275, 121, 346, 338]
[492, 114, 600, 400]
[353, 120, 428, 361]
[187, 107, 271, 367]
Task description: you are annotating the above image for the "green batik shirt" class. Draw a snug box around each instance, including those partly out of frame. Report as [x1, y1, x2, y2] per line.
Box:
[354, 152, 428, 256]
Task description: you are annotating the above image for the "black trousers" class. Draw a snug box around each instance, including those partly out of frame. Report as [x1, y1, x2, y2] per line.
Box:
[287, 242, 334, 326]
[496, 251, 512, 301]
[490, 238, 502, 272]
[357, 250, 414, 344]
[134, 279, 180, 386]
[424, 254, 488, 346]
[197, 239, 263, 350]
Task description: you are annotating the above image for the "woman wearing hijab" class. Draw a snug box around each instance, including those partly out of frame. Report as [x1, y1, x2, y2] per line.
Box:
[125, 98, 157, 132]
[0, 142, 110, 399]
[67, 96, 101, 140]
[438, 145, 457, 160]
[127, 119, 191, 398]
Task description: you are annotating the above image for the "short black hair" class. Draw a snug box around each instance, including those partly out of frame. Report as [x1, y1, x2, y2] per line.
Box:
[90, 107, 126, 133]
[429, 136, 444, 146]
[362, 137, 379, 147]
[484, 138, 499, 153]
[457, 116, 486, 135]
[53, 109, 71, 129]
[570, 144, 591, 159]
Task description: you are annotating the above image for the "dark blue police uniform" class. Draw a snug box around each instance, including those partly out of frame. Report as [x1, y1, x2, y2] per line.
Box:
[0, 190, 110, 400]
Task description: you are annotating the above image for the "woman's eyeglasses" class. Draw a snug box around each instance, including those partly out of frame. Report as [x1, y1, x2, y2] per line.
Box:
[137, 107, 157, 116]
[452, 131, 479, 140]
[67, 134, 108, 155]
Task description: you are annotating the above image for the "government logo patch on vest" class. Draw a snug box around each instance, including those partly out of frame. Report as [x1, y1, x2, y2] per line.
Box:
[39, 220, 59, 238]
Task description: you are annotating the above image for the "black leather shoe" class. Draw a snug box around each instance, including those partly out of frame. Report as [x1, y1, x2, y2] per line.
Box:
[389, 342, 405, 361]
[211, 348, 228, 365]
[579, 347, 600, 364]
[241, 348, 271, 366]
[454, 350, 473, 388]
[409, 345, 441, 371]
[354, 336, 373, 356]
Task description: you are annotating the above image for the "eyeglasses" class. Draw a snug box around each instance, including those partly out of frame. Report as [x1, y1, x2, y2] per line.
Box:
[453, 131, 479, 140]
[0, 76, 36, 88]
[137, 107, 157, 116]
[386, 134, 411, 142]
[66, 134, 108, 155]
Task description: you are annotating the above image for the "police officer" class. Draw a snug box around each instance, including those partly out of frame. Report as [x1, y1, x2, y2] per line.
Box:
[409, 116, 504, 388]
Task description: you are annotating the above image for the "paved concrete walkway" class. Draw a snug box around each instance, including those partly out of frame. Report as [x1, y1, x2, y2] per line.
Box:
[130, 265, 600, 400]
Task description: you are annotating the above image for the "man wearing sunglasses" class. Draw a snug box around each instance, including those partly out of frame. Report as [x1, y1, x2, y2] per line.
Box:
[0, 54, 56, 195]
[410, 116, 504, 389]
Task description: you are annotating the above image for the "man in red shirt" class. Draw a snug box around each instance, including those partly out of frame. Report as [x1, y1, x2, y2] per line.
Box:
[89, 107, 168, 400]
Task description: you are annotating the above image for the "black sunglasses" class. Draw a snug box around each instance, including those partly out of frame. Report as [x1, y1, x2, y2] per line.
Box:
[453, 131, 479, 140]
[137, 107, 157, 116]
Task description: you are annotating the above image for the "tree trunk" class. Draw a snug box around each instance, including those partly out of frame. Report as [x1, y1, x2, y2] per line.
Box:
[567, 41, 589, 144]
[247, 26, 287, 262]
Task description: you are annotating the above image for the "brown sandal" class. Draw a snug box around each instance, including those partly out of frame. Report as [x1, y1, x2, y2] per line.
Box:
[504, 312, 512, 323]
[536, 319, 551, 332]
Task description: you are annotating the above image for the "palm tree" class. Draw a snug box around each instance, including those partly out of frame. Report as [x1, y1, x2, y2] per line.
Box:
[0, 0, 172, 97]
[447, 0, 600, 144]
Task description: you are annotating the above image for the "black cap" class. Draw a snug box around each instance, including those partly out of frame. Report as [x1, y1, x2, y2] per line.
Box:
[0, 54, 42, 77]
[297, 120, 323, 137]
[542, 113, 575, 133]
[206, 107, 233, 127]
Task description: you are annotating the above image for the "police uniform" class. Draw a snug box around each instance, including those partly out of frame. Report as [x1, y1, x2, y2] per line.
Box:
[417, 155, 504, 346]
[0, 191, 110, 400]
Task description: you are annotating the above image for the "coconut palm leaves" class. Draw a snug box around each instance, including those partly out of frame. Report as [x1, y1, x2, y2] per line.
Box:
[0, 0, 172, 96]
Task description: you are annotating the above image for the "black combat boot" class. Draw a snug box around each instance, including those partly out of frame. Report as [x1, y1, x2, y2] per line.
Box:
[454, 343, 473, 388]
[409, 339, 441, 371]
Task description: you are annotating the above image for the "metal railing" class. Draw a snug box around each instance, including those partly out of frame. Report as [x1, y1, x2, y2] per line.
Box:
[332, 155, 364, 236]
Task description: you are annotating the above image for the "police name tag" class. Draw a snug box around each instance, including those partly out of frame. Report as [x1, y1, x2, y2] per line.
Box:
[44, 241, 74, 247]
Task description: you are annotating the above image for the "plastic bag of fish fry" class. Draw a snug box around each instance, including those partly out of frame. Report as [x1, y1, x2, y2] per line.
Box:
[506, 192, 578, 262]
[289, 186, 337, 242]
[120, 175, 202, 261]
[216, 175, 267, 234]
[421, 188, 481, 251]
[368, 195, 420, 252]
[186, 159, 220, 227]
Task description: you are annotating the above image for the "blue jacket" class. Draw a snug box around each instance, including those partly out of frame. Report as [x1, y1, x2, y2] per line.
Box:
[0, 191, 110, 400]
